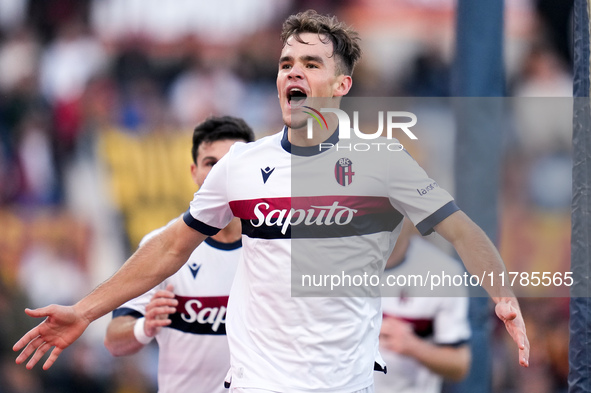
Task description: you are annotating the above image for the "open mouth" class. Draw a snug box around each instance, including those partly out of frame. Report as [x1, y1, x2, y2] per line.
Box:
[288, 88, 307, 107]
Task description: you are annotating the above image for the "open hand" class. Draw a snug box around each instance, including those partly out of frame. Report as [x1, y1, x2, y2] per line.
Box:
[13, 305, 90, 370]
[495, 299, 530, 367]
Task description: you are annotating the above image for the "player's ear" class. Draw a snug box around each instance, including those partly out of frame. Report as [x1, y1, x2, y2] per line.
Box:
[333, 74, 352, 97]
[190, 163, 199, 185]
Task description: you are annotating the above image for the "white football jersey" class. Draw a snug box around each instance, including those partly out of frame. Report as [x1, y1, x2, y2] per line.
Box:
[374, 237, 471, 393]
[113, 220, 241, 393]
[184, 128, 459, 392]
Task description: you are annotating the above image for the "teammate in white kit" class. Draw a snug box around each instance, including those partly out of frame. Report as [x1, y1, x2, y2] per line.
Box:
[15, 10, 529, 393]
[105, 115, 254, 393]
[374, 219, 471, 393]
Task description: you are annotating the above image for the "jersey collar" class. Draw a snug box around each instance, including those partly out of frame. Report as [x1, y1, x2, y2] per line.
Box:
[204, 237, 242, 251]
[280, 126, 339, 156]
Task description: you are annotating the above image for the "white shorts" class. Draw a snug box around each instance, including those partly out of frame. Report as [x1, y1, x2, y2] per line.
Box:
[231, 386, 374, 393]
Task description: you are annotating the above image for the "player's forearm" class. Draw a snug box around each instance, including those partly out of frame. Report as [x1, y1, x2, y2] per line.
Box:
[75, 221, 205, 323]
[454, 230, 515, 302]
[406, 340, 471, 381]
[104, 316, 145, 356]
[74, 245, 180, 322]
[435, 211, 515, 303]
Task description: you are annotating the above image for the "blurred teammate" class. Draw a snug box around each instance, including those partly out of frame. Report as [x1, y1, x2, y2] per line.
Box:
[103, 115, 254, 393]
[375, 219, 471, 393]
[15, 10, 529, 393]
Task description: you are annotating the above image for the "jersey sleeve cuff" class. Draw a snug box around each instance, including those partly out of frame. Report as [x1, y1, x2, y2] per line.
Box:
[416, 201, 460, 236]
[112, 307, 144, 319]
[435, 338, 470, 348]
[183, 209, 222, 236]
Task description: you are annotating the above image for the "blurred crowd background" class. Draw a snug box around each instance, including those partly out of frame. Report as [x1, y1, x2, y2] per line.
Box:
[0, 0, 573, 392]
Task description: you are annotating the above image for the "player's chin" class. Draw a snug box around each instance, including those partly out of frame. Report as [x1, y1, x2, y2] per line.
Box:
[285, 114, 308, 130]
[286, 122, 310, 134]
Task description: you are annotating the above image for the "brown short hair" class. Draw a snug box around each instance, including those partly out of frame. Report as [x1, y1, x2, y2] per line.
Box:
[280, 9, 361, 76]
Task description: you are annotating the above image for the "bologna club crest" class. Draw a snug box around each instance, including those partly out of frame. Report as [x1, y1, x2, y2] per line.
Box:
[335, 158, 355, 186]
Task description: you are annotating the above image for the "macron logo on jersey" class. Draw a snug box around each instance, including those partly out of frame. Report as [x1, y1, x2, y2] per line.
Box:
[187, 262, 201, 279]
[261, 166, 275, 184]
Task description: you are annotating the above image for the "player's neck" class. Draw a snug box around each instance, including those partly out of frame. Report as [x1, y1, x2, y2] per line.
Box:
[288, 124, 337, 147]
[211, 218, 242, 244]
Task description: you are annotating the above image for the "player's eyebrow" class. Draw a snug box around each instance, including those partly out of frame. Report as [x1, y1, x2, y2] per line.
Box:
[279, 55, 325, 65]
[279, 55, 293, 64]
[300, 55, 324, 64]
[200, 155, 218, 163]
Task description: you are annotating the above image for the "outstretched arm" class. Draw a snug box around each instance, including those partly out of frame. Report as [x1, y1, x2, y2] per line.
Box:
[104, 284, 178, 357]
[434, 210, 530, 367]
[14, 220, 207, 370]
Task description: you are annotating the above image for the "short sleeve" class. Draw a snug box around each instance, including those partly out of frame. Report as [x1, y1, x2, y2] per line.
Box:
[433, 296, 471, 345]
[431, 242, 471, 344]
[387, 150, 459, 235]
